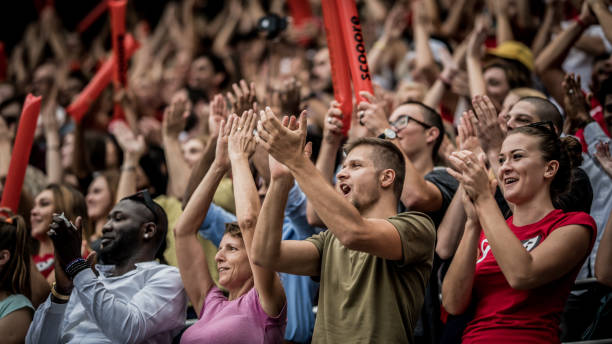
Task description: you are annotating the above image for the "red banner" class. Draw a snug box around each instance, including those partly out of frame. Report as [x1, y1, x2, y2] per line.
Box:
[0, 94, 42, 213]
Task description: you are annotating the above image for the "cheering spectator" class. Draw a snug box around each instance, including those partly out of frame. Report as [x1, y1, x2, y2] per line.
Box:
[26, 191, 187, 343]
[175, 111, 286, 343]
[443, 124, 596, 342]
[252, 108, 435, 342]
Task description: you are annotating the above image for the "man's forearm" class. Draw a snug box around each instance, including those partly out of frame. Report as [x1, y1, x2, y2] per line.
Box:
[288, 156, 365, 242]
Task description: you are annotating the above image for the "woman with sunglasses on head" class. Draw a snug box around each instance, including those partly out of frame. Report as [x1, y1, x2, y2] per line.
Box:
[0, 212, 34, 344]
[442, 123, 596, 343]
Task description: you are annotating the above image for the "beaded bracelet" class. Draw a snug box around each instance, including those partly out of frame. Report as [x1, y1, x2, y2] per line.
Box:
[66, 258, 90, 279]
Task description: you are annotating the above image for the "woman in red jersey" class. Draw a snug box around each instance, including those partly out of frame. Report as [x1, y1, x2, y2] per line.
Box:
[443, 122, 596, 343]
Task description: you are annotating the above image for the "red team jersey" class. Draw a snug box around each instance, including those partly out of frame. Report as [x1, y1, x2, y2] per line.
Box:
[462, 209, 596, 343]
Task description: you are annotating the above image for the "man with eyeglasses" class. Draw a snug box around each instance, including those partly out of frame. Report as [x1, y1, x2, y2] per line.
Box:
[26, 191, 187, 344]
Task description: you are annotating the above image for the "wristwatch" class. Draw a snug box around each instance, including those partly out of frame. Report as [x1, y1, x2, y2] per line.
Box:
[378, 128, 397, 140]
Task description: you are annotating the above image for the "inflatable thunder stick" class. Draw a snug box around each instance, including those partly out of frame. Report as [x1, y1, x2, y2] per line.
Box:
[321, 0, 353, 136]
[109, 0, 127, 87]
[334, 0, 374, 104]
[77, 0, 109, 33]
[66, 34, 139, 124]
[109, 0, 128, 123]
[0, 94, 42, 213]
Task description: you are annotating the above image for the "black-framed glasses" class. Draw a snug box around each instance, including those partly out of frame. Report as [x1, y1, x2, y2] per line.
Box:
[390, 115, 432, 130]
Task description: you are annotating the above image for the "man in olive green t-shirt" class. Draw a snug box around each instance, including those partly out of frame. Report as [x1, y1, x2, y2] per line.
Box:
[251, 110, 436, 343]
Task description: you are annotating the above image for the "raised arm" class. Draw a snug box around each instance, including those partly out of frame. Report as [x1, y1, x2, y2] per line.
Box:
[251, 133, 321, 277]
[534, 1, 597, 104]
[436, 115, 483, 259]
[42, 86, 62, 184]
[257, 108, 403, 260]
[447, 150, 593, 291]
[594, 142, 612, 286]
[111, 122, 146, 202]
[531, 1, 560, 57]
[306, 101, 344, 227]
[441, 200, 481, 315]
[466, 20, 488, 99]
[182, 94, 228, 208]
[162, 93, 191, 200]
[589, 0, 612, 43]
[173, 117, 232, 316]
[493, 0, 514, 44]
[227, 110, 286, 317]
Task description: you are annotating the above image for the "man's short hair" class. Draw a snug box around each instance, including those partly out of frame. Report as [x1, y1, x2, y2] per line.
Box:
[516, 97, 563, 135]
[401, 101, 445, 161]
[344, 138, 406, 200]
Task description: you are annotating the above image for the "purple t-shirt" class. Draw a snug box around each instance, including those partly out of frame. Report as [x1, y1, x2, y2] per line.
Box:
[180, 286, 286, 344]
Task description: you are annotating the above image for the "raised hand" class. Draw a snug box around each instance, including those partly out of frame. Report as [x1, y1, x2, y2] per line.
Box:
[214, 116, 233, 171]
[47, 214, 83, 270]
[446, 150, 496, 204]
[279, 78, 301, 117]
[562, 73, 592, 135]
[111, 121, 146, 161]
[163, 92, 191, 139]
[471, 95, 505, 153]
[382, 3, 407, 40]
[357, 91, 389, 136]
[467, 17, 489, 60]
[595, 141, 612, 178]
[457, 110, 483, 154]
[228, 110, 258, 161]
[256, 107, 308, 168]
[209, 93, 229, 137]
[227, 79, 257, 116]
[323, 101, 345, 145]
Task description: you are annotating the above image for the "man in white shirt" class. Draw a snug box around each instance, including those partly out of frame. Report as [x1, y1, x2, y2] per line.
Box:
[26, 191, 187, 344]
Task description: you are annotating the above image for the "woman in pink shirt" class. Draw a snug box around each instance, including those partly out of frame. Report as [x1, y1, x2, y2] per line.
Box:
[174, 111, 286, 344]
[443, 123, 596, 343]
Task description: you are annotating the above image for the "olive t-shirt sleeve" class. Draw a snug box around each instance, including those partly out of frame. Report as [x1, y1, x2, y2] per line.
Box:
[387, 212, 436, 268]
[306, 230, 329, 257]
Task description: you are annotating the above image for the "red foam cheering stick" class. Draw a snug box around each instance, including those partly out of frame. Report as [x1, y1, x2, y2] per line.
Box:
[334, 0, 374, 104]
[109, 0, 127, 87]
[109, 0, 128, 123]
[66, 33, 139, 124]
[321, 0, 353, 136]
[0, 94, 42, 213]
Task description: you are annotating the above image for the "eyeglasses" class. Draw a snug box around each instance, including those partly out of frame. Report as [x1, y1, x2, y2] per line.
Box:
[390, 115, 432, 130]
